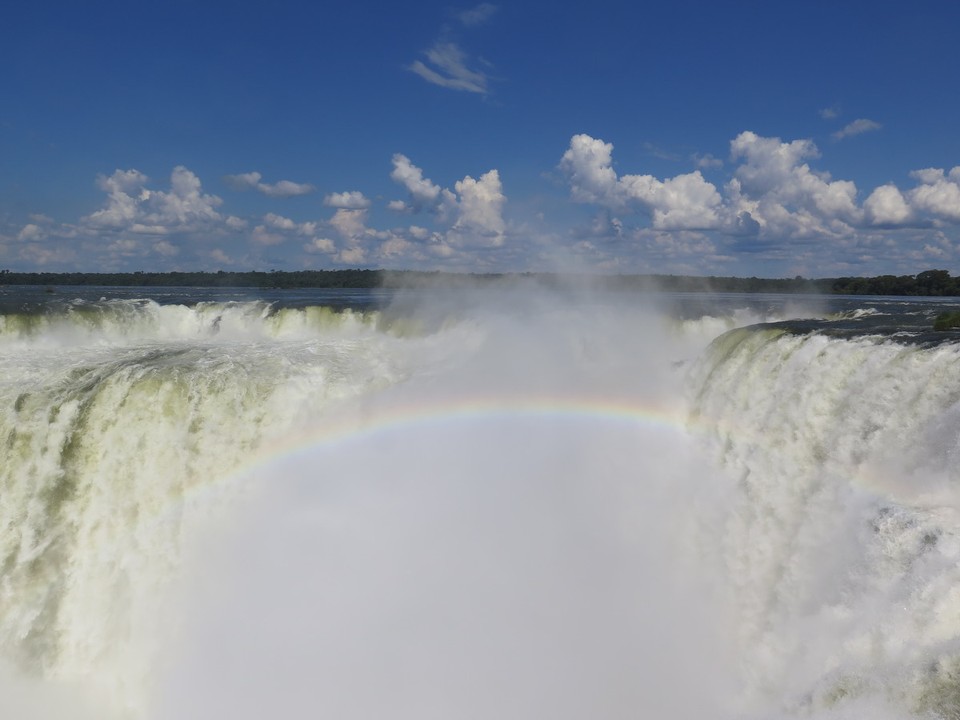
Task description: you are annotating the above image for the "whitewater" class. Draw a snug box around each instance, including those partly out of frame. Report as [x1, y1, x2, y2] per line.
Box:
[3, 281, 960, 719]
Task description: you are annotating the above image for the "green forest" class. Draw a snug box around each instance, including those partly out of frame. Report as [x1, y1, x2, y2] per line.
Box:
[2, 268, 960, 296]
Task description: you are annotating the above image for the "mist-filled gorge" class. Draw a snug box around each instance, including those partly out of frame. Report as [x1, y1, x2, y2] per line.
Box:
[3, 282, 960, 719]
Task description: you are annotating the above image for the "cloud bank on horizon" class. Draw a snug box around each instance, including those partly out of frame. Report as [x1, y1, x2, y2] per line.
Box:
[7, 130, 959, 276]
[1, 1, 958, 278]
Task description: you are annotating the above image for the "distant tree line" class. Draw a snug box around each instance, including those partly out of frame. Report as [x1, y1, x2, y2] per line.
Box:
[1, 267, 960, 296]
[0, 268, 383, 289]
[822, 269, 960, 296]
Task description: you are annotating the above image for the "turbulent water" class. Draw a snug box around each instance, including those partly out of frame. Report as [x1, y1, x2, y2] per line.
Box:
[3, 282, 960, 719]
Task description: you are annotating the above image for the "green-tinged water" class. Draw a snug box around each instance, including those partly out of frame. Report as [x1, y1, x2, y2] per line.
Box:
[3, 285, 960, 718]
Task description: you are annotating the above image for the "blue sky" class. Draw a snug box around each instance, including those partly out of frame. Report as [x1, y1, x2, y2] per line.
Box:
[2, 0, 959, 277]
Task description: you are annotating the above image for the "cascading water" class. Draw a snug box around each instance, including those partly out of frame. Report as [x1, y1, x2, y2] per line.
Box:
[0, 298, 410, 717]
[688, 327, 960, 718]
[2, 284, 960, 719]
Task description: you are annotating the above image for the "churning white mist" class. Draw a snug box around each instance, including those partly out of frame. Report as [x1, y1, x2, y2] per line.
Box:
[153, 285, 733, 720]
[5, 283, 960, 720]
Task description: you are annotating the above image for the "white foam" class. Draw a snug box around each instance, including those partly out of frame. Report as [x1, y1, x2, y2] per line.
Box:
[1, 287, 952, 719]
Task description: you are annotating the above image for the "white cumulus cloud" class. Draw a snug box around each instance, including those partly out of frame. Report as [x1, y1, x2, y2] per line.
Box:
[389, 154, 508, 248]
[558, 130, 923, 245]
[263, 213, 297, 231]
[908, 167, 960, 223]
[323, 191, 372, 209]
[692, 153, 723, 170]
[390, 154, 457, 215]
[450, 170, 506, 246]
[329, 209, 370, 240]
[832, 118, 882, 140]
[209, 248, 233, 265]
[336, 246, 367, 265]
[304, 237, 336, 254]
[84, 167, 224, 235]
[559, 134, 723, 230]
[251, 226, 285, 246]
[153, 240, 179, 257]
[864, 184, 913, 226]
[85, 169, 150, 229]
[17, 224, 46, 242]
[223, 171, 315, 198]
[727, 131, 862, 236]
[622, 172, 722, 230]
[558, 135, 620, 206]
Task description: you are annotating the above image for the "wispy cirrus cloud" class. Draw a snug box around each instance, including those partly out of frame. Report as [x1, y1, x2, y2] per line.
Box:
[410, 42, 490, 94]
[223, 171, 315, 198]
[692, 153, 723, 170]
[458, 2, 497, 26]
[408, 4, 496, 95]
